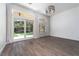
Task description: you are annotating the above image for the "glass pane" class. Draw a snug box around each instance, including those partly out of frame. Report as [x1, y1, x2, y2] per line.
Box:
[14, 21, 24, 39]
[26, 20, 33, 38]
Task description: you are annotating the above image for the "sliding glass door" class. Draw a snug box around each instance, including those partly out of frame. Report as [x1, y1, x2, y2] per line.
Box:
[14, 20, 25, 40]
[26, 20, 33, 38]
[13, 18, 33, 41]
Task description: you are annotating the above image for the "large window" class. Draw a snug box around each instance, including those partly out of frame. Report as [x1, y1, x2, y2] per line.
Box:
[39, 18, 46, 33]
[12, 9, 34, 40]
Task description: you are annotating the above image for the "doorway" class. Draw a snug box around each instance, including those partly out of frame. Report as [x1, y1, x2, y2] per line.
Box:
[13, 18, 33, 41]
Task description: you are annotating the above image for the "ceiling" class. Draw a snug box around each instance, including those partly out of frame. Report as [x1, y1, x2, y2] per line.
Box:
[19, 3, 79, 16]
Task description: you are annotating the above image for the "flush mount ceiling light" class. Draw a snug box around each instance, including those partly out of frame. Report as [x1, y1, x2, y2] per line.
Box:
[46, 5, 55, 16]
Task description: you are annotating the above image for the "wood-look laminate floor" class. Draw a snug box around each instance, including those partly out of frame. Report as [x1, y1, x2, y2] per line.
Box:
[1, 36, 79, 56]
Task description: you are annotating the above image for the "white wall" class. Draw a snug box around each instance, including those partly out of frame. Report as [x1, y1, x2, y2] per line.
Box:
[50, 6, 79, 41]
[7, 4, 50, 43]
[0, 4, 6, 54]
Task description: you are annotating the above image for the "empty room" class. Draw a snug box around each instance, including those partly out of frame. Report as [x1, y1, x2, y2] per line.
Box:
[0, 3, 79, 56]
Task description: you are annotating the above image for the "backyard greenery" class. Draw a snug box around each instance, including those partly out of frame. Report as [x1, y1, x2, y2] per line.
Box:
[14, 21, 33, 37]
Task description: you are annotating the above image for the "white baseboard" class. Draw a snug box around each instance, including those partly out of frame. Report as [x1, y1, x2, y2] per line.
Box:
[33, 37, 39, 39]
[7, 36, 47, 44]
[50, 35, 79, 41]
[0, 43, 6, 55]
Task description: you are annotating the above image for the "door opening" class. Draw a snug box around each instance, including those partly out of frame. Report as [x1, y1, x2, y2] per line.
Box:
[13, 18, 33, 41]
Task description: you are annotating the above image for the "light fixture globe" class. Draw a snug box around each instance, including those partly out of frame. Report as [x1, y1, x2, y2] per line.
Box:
[46, 5, 55, 16]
